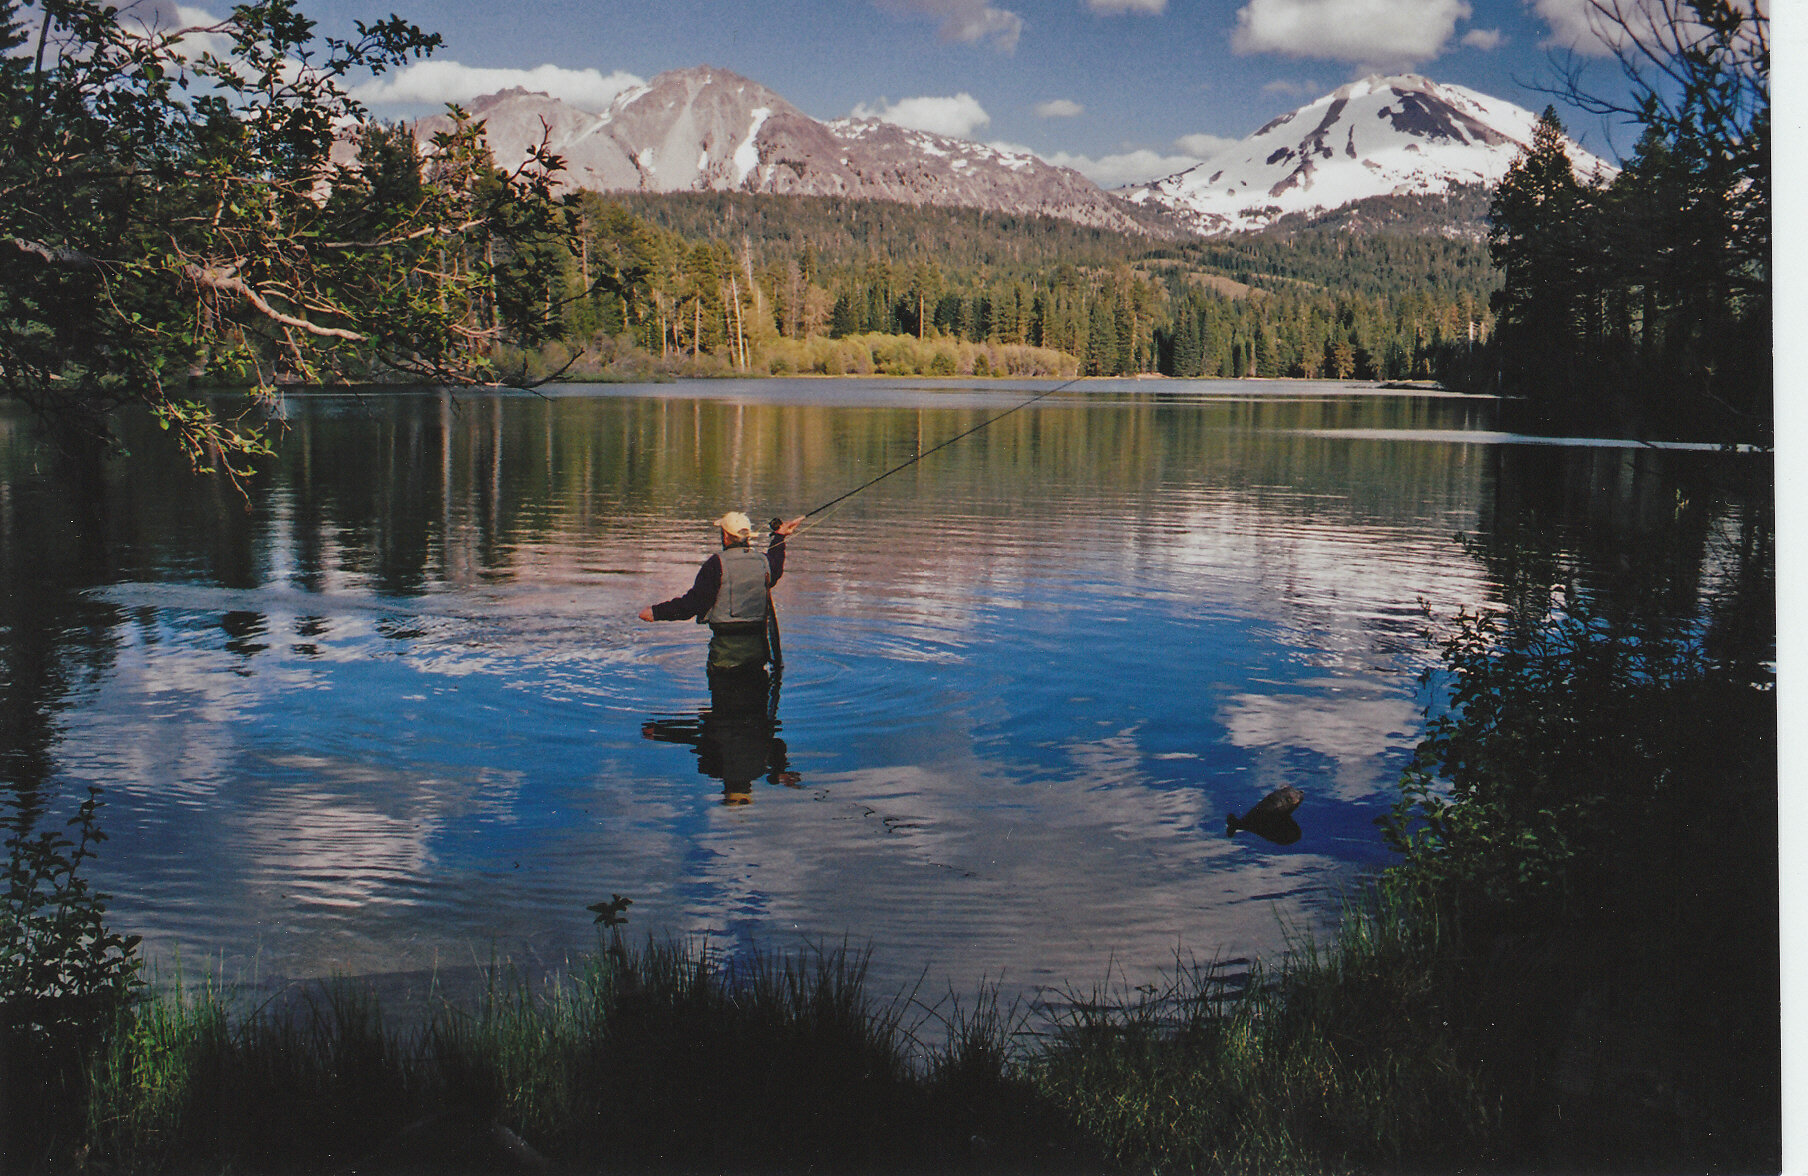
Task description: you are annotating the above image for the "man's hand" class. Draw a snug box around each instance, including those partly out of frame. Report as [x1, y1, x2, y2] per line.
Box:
[773, 517, 804, 538]
[638, 607, 655, 622]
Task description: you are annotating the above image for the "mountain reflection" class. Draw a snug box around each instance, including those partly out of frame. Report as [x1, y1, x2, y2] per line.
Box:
[642, 668, 800, 805]
[0, 382, 1770, 1010]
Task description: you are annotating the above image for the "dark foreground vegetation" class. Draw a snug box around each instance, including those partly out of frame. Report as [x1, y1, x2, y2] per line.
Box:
[4, 481, 1776, 1173]
[1475, 1, 1768, 443]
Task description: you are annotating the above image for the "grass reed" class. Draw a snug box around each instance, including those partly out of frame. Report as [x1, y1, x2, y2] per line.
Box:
[53, 894, 1516, 1175]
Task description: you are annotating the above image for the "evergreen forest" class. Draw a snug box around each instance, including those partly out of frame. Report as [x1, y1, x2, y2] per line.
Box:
[543, 187, 1499, 388]
[1480, 5, 1768, 442]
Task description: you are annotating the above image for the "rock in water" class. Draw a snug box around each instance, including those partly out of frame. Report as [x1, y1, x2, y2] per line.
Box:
[1227, 786, 1304, 840]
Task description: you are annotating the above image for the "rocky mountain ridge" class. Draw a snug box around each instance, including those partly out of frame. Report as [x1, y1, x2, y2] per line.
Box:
[414, 68, 1615, 241]
[417, 66, 1149, 235]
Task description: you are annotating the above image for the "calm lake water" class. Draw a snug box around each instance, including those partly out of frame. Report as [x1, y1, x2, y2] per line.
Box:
[0, 378, 1768, 1010]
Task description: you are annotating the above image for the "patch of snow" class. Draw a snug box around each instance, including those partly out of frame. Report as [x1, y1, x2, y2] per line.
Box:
[610, 84, 651, 112]
[733, 107, 771, 185]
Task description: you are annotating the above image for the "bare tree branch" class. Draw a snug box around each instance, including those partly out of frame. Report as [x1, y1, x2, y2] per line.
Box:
[8, 236, 100, 269]
[183, 264, 367, 341]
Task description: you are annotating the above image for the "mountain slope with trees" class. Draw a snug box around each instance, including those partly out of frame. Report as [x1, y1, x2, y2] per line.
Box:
[548, 188, 1497, 384]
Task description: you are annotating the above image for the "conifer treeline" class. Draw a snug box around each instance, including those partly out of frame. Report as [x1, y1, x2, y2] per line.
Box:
[1484, 109, 1768, 440]
[1478, 1, 1767, 442]
[549, 190, 1497, 382]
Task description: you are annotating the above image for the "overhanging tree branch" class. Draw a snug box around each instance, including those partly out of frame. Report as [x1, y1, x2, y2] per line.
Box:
[182, 264, 366, 340]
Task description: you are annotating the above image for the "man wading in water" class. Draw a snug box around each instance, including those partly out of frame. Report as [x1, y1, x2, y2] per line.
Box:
[639, 511, 802, 676]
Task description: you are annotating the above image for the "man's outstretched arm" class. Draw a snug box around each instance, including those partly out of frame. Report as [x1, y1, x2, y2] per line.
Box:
[639, 555, 722, 622]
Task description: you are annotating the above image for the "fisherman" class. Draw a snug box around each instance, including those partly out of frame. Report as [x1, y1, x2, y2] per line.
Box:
[638, 511, 802, 675]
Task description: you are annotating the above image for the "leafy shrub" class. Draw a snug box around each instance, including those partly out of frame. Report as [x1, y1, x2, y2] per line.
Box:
[1380, 583, 1773, 928]
[1, 788, 143, 1047]
[1375, 548, 1778, 1171]
[1, 787, 143, 1164]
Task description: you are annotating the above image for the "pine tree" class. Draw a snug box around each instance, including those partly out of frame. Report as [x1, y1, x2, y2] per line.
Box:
[1488, 108, 1594, 414]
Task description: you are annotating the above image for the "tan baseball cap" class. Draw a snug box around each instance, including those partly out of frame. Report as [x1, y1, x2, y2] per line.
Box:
[714, 511, 755, 539]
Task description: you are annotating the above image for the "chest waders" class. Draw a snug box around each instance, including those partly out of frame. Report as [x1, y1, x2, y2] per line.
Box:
[700, 545, 771, 671]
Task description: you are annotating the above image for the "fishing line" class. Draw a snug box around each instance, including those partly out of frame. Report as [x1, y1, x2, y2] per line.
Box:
[785, 374, 1086, 539]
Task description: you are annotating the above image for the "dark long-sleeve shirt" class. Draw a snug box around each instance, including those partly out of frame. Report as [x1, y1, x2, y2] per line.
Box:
[649, 534, 788, 622]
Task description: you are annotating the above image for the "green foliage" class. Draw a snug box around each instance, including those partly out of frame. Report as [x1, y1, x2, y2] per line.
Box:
[1, 786, 143, 1166]
[586, 893, 632, 928]
[1382, 570, 1774, 928]
[1371, 512, 1777, 1169]
[554, 189, 1494, 384]
[1, 787, 142, 1032]
[0, 0, 577, 478]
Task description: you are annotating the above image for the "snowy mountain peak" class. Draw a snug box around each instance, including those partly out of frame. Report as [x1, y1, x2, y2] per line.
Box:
[1123, 75, 1615, 235]
[414, 67, 1606, 240]
[413, 65, 1143, 233]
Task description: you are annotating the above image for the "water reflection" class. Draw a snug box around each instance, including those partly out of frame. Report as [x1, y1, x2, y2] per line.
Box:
[0, 381, 1773, 1009]
[642, 668, 801, 806]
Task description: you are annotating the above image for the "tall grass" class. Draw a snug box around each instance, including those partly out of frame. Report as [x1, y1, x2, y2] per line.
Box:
[58, 898, 1519, 1175]
[1031, 885, 1500, 1175]
[71, 937, 1090, 1173]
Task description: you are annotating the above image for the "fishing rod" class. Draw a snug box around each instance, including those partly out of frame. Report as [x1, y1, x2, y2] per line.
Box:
[756, 374, 1083, 671]
[785, 374, 1086, 539]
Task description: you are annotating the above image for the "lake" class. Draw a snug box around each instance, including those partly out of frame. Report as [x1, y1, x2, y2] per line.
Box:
[0, 378, 1767, 1011]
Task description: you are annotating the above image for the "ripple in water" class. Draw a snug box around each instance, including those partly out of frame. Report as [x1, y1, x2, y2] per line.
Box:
[3, 382, 1762, 1008]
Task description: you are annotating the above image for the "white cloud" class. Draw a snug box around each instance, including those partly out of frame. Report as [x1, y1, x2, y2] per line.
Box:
[1086, 0, 1168, 13]
[853, 93, 992, 138]
[1036, 98, 1085, 118]
[1530, 0, 1670, 56]
[992, 141, 1202, 187]
[1174, 131, 1238, 157]
[879, 0, 1025, 52]
[351, 62, 646, 110]
[1231, 0, 1471, 66]
[1460, 26, 1506, 49]
[1261, 77, 1323, 96]
[93, 3, 233, 60]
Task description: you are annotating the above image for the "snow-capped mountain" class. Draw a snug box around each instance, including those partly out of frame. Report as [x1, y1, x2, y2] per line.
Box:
[418, 66, 1147, 234]
[1120, 74, 1616, 236]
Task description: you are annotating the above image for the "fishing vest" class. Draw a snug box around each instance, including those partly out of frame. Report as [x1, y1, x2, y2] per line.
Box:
[702, 545, 770, 628]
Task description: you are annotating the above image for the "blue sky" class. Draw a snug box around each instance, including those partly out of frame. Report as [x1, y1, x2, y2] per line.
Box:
[188, 0, 1665, 183]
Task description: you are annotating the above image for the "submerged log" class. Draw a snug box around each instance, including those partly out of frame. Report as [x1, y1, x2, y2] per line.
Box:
[1227, 786, 1304, 844]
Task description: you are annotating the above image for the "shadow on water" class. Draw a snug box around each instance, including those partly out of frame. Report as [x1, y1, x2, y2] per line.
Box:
[642, 667, 801, 806]
[0, 435, 124, 826]
[0, 433, 145, 1167]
